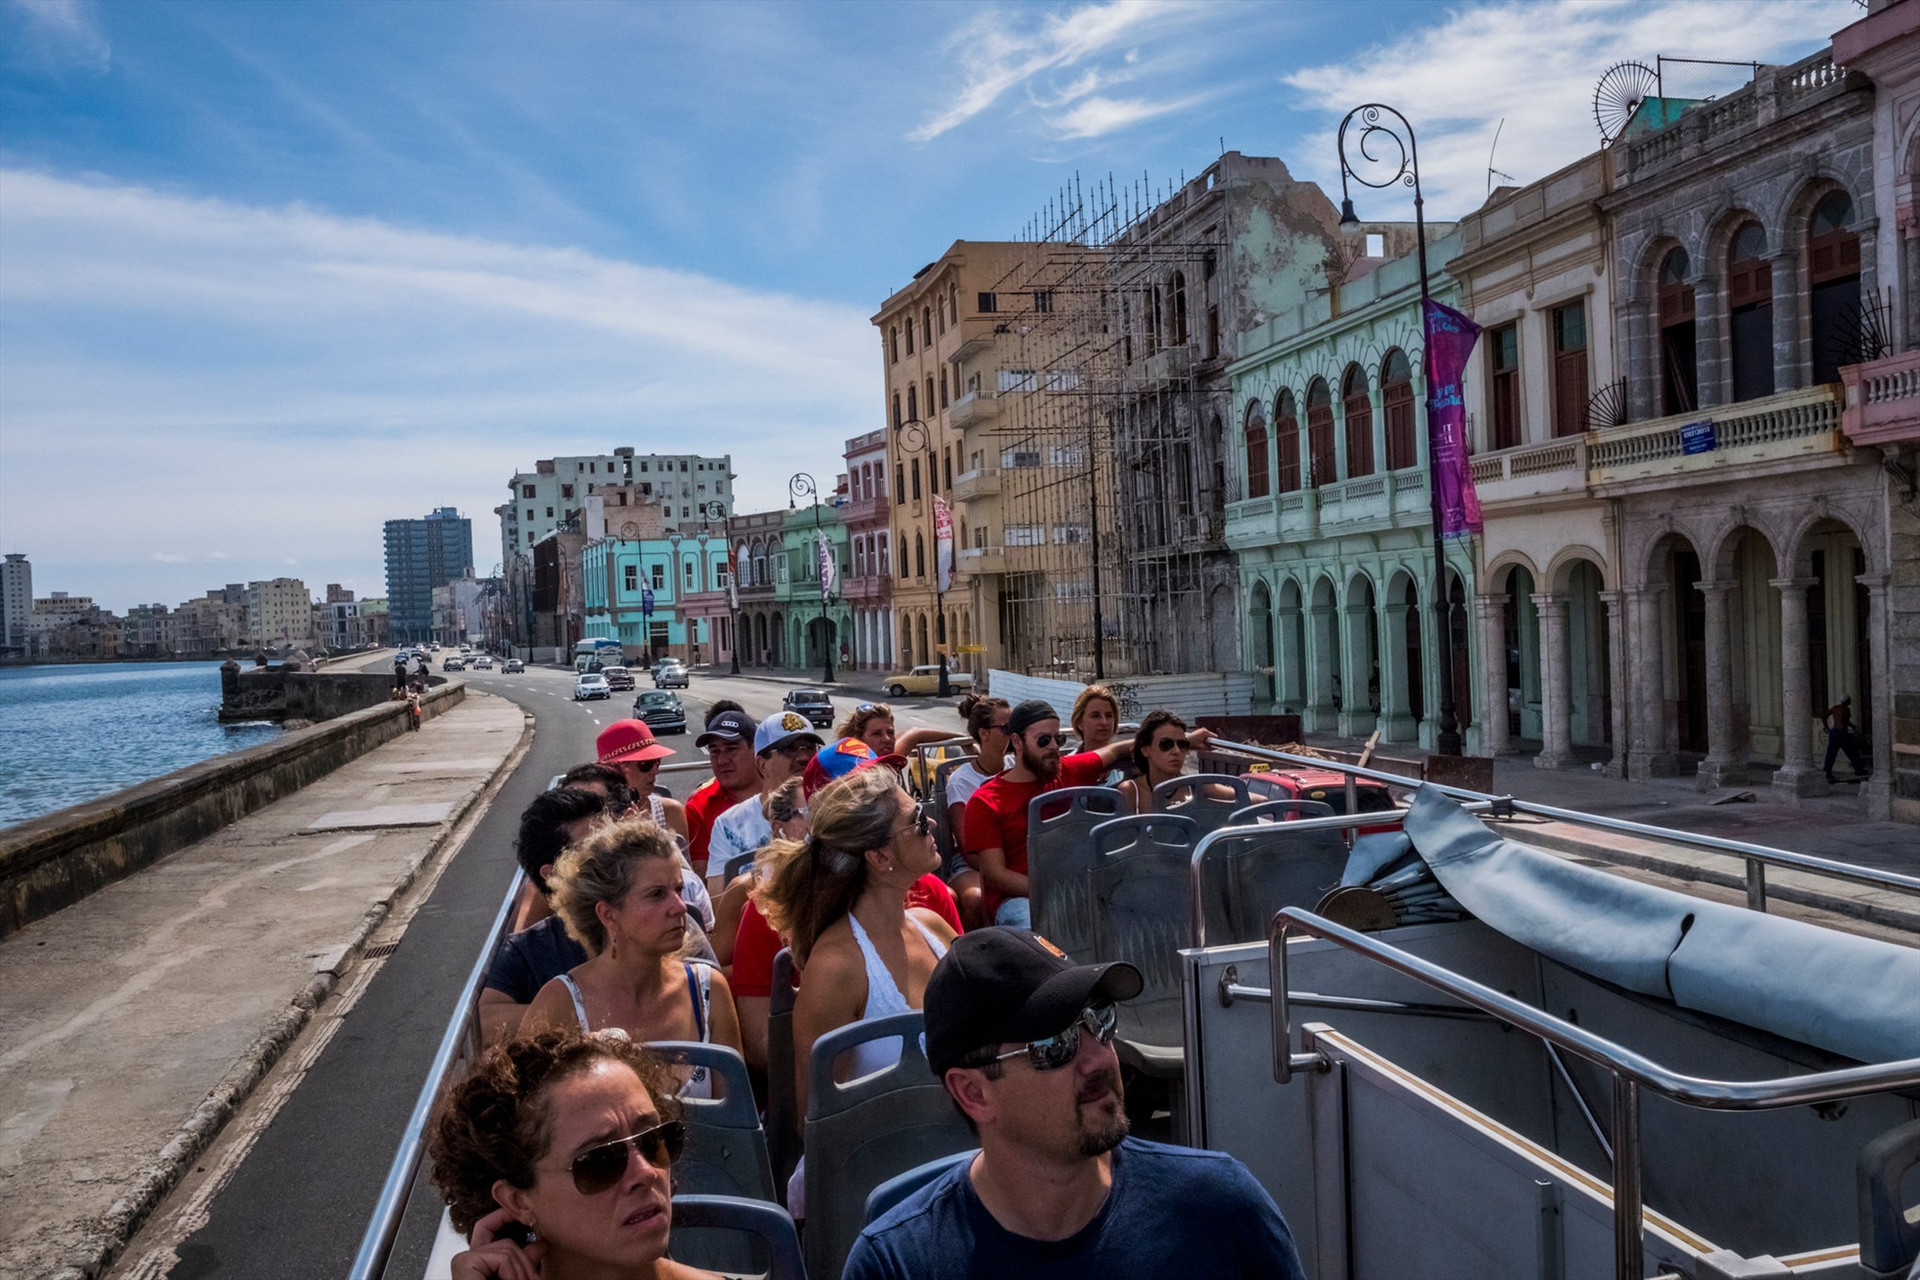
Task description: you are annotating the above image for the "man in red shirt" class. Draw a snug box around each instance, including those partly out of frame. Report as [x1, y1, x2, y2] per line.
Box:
[683, 705, 760, 877]
[964, 700, 1209, 928]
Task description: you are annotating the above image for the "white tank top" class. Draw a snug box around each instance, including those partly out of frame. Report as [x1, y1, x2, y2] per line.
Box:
[558, 964, 715, 1099]
[844, 913, 947, 1080]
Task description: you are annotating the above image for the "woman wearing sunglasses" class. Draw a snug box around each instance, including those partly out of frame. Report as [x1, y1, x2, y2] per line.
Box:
[523, 819, 742, 1099]
[753, 764, 957, 1214]
[837, 700, 956, 761]
[943, 694, 1010, 930]
[431, 1029, 723, 1280]
[1117, 710, 1234, 814]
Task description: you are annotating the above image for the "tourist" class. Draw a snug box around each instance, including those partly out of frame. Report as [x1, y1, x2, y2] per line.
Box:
[429, 1028, 721, 1280]
[1116, 710, 1232, 813]
[560, 762, 717, 955]
[681, 706, 759, 878]
[943, 694, 1011, 930]
[521, 819, 742, 1097]
[838, 700, 956, 761]
[752, 764, 957, 1212]
[557, 762, 635, 817]
[843, 928, 1308, 1280]
[1071, 684, 1130, 786]
[478, 787, 604, 1044]
[592, 720, 690, 845]
[705, 711, 825, 886]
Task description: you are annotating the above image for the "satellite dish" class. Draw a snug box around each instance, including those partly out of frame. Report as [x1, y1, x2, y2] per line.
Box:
[1593, 60, 1658, 145]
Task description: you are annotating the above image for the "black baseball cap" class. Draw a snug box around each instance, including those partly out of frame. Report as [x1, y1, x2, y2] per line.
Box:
[1006, 700, 1059, 738]
[925, 928, 1143, 1075]
[695, 709, 755, 748]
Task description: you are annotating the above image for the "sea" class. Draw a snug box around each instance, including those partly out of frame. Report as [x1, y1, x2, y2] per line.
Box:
[0, 662, 282, 829]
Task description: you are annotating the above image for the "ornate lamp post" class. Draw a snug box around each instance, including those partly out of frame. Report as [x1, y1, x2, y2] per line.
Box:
[1335, 102, 1463, 757]
[787, 472, 835, 685]
[696, 500, 738, 674]
[894, 418, 951, 697]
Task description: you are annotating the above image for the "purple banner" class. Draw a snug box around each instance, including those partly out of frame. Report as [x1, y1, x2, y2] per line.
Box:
[1422, 297, 1483, 539]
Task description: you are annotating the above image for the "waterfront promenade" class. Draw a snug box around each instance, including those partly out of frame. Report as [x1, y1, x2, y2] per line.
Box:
[0, 689, 529, 1280]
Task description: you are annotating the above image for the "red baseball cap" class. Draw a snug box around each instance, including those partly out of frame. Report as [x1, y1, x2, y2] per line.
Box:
[596, 719, 676, 765]
[801, 736, 907, 799]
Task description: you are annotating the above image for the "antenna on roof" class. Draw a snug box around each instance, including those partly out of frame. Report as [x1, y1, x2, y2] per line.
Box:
[1486, 118, 1515, 196]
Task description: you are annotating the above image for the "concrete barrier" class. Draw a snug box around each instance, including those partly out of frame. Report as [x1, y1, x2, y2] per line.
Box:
[0, 682, 466, 939]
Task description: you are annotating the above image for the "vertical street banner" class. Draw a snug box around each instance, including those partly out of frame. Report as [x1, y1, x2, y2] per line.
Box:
[641, 586, 654, 618]
[817, 531, 837, 601]
[1422, 297, 1484, 539]
[725, 544, 740, 611]
[933, 495, 954, 593]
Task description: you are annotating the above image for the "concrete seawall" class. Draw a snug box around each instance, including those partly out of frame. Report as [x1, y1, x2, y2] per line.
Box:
[0, 681, 465, 938]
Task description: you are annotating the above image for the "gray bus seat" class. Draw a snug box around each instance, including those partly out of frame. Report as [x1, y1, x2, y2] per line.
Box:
[1859, 1118, 1920, 1278]
[764, 948, 802, 1198]
[1192, 820, 1348, 946]
[1228, 799, 1337, 825]
[1088, 814, 1199, 1076]
[667, 1194, 804, 1280]
[863, 1148, 977, 1226]
[802, 1011, 975, 1280]
[1026, 786, 1131, 961]
[650, 1042, 776, 1274]
[1150, 773, 1253, 834]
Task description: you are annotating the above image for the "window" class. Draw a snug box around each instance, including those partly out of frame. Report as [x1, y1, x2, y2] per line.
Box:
[650, 564, 665, 590]
[907, 385, 918, 421]
[880, 537, 890, 575]
[1168, 272, 1188, 345]
[1306, 379, 1336, 487]
[890, 326, 899, 363]
[1042, 370, 1080, 392]
[896, 464, 905, 505]
[854, 539, 866, 577]
[679, 461, 687, 472]
[1274, 392, 1301, 493]
[893, 392, 902, 429]
[624, 564, 638, 591]
[943, 449, 953, 490]
[998, 369, 1037, 393]
[1808, 191, 1862, 385]
[1727, 221, 1774, 401]
[925, 378, 934, 419]
[1550, 301, 1590, 437]
[545, 506, 553, 517]
[1145, 287, 1162, 354]
[914, 533, 926, 578]
[936, 297, 946, 334]
[640, 461, 649, 472]
[928, 448, 939, 494]
[977, 292, 997, 314]
[910, 459, 921, 500]
[1053, 524, 1090, 544]
[526, 508, 535, 521]
[1342, 364, 1375, 479]
[1244, 401, 1271, 499]
[1657, 249, 1698, 415]
[1049, 445, 1085, 468]
[1381, 350, 1416, 470]
[939, 368, 949, 408]
[1488, 323, 1521, 449]
[522, 485, 536, 499]
[905, 317, 915, 354]
[1001, 448, 1041, 469]
[1033, 290, 1053, 314]
[683, 560, 695, 588]
[1005, 524, 1044, 546]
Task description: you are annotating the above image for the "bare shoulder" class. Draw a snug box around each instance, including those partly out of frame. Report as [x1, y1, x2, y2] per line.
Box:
[909, 907, 958, 946]
[521, 978, 573, 1032]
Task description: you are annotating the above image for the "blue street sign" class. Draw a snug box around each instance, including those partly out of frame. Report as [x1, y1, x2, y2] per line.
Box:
[1680, 420, 1717, 455]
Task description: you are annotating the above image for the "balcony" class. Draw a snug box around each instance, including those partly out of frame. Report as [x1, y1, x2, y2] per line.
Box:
[950, 316, 1006, 364]
[1140, 344, 1192, 385]
[1587, 384, 1842, 492]
[949, 390, 1000, 429]
[1471, 437, 1588, 507]
[840, 576, 891, 604]
[957, 545, 1005, 576]
[951, 467, 1001, 502]
[1841, 348, 1920, 448]
[837, 491, 887, 528]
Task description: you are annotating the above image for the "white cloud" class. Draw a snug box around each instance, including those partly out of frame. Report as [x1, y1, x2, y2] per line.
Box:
[1050, 92, 1205, 140]
[5, 0, 109, 72]
[0, 170, 877, 609]
[1282, 0, 1859, 219]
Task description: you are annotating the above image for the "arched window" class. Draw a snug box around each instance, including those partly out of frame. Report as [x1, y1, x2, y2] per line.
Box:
[1727, 220, 1774, 401]
[1306, 379, 1336, 487]
[1381, 350, 1416, 471]
[939, 368, 949, 407]
[905, 317, 915, 354]
[925, 378, 934, 419]
[914, 532, 926, 579]
[892, 392, 902, 430]
[1274, 391, 1301, 493]
[879, 536, 890, 576]
[922, 305, 933, 344]
[906, 385, 918, 421]
[1808, 191, 1862, 385]
[1243, 400, 1271, 499]
[1341, 363, 1375, 479]
[898, 535, 908, 577]
[853, 538, 866, 578]
[910, 458, 922, 500]
[890, 326, 899, 364]
[1169, 271, 1189, 345]
[1658, 248, 1698, 415]
[1145, 287, 1162, 353]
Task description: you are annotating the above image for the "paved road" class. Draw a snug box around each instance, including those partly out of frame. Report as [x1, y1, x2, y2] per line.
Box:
[135, 654, 960, 1280]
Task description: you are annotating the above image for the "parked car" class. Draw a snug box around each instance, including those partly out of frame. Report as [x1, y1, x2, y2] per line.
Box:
[1242, 766, 1400, 834]
[654, 660, 689, 688]
[470, 655, 494, 670]
[602, 665, 636, 692]
[459, 644, 473, 654]
[882, 664, 975, 697]
[442, 657, 465, 671]
[782, 686, 836, 728]
[574, 672, 611, 701]
[632, 689, 687, 735]
[502, 658, 525, 673]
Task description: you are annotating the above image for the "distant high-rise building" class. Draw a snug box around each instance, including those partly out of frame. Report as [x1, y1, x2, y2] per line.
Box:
[384, 507, 474, 644]
[245, 577, 315, 649]
[495, 448, 733, 569]
[1, 553, 31, 652]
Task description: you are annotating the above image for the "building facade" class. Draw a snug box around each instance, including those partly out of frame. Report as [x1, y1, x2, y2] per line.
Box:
[1, 553, 30, 654]
[777, 500, 852, 677]
[245, 577, 315, 650]
[841, 429, 894, 670]
[384, 507, 474, 646]
[582, 529, 730, 664]
[497, 450, 733, 566]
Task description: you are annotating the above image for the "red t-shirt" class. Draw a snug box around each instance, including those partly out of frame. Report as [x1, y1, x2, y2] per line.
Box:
[964, 752, 1105, 918]
[729, 875, 963, 999]
[683, 778, 744, 874]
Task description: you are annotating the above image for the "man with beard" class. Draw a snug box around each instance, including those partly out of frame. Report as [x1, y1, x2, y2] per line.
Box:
[843, 928, 1305, 1279]
[963, 700, 1210, 928]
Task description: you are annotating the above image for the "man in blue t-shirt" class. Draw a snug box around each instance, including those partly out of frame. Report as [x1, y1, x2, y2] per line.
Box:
[844, 927, 1308, 1280]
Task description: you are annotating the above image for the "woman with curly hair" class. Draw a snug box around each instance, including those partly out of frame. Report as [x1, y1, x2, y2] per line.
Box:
[429, 1029, 720, 1280]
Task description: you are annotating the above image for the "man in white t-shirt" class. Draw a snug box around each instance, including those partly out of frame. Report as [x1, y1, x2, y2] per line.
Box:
[705, 710, 823, 886]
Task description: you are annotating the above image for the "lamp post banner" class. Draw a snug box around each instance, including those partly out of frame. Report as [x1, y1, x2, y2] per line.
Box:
[817, 531, 837, 601]
[933, 496, 954, 593]
[1422, 297, 1484, 539]
[725, 545, 740, 611]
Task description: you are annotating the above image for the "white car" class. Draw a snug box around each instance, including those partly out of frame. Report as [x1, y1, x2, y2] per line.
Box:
[470, 655, 494, 670]
[574, 672, 611, 701]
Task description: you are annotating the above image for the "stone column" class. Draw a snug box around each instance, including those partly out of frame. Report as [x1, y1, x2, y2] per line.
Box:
[1627, 585, 1675, 779]
[1277, 602, 1305, 713]
[1533, 593, 1575, 770]
[1858, 572, 1893, 820]
[1305, 600, 1338, 733]
[1769, 576, 1825, 799]
[1696, 582, 1743, 790]
[1339, 600, 1377, 738]
[1378, 596, 1416, 742]
[1477, 593, 1510, 756]
[1600, 590, 1629, 778]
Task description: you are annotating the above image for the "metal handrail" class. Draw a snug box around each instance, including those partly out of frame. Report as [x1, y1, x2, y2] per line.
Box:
[1204, 737, 1920, 910]
[347, 868, 526, 1280]
[1259, 905, 1920, 1280]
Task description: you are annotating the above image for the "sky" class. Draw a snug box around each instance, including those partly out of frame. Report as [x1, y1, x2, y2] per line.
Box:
[0, 0, 1855, 611]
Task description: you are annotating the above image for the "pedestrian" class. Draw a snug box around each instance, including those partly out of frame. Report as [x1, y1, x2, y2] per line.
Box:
[393, 649, 409, 691]
[843, 927, 1308, 1279]
[1822, 694, 1869, 782]
[407, 691, 423, 731]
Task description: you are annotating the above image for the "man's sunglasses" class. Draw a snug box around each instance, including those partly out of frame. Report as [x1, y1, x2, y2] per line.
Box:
[986, 1004, 1118, 1072]
[1027, 732, 1059, 749]
[563, 1119, 686, 1195]
[1154, 736, 1191, 752]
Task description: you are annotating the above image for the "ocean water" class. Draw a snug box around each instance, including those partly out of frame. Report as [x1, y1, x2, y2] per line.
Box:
[0, 662, 282, 828]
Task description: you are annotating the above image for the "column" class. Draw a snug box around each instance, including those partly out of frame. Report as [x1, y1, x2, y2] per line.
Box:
[1305, 599, 1338, 733]
[1477, 593, 1510, 756]
[1626, 586, 1675, 779]
[1339, 600, 1376, 739]
[1378, 595, 1415, 742]
[1600, 591, 1629, 778]
[1768, 577, 1825, 798]
[1276, 602, 1305, 714]
[1858, 573, 1893, 820]
[1695, 582, 1743, 790]
[1533, 594, 1575, 770]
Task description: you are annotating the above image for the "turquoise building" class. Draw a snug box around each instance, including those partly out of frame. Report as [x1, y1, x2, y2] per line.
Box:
[582, 531, 731, 663]
[774, 501, 852, 674]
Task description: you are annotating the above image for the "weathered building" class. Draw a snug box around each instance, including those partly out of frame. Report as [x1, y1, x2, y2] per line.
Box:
[840, 429, 893, 670]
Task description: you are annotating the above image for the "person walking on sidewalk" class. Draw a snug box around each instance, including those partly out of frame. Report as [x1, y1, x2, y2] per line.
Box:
[1822, 695, 1869, 782]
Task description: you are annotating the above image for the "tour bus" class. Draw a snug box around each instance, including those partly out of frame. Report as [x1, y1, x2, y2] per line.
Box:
[571, 636, 625, 673]
[352, 729, 1920, 1280]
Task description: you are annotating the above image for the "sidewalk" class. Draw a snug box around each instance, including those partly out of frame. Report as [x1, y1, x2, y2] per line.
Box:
[0, 690, 530, 1280]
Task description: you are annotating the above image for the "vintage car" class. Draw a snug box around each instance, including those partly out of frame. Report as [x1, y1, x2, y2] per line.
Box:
[881, 663, 974, 697]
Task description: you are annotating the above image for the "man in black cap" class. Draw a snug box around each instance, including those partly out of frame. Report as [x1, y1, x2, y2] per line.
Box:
[682, 705, 760, 879]
[845, 927, 1305, 1278]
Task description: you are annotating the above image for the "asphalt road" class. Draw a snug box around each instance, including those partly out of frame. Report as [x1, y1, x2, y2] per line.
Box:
[145, 654, 959, 1280]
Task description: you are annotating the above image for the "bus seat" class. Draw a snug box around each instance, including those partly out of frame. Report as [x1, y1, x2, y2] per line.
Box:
[1088, 815, 1199, 1069]
[1027, 786, 1131, 962]
[650, 1042, 777, 1274]
[1195, 820, 1348, 946]
[1150, 774, 1253, 835]
[668, 1195, 805, 1280]
[765, 948, 802, 1198]
[863, 1148, 977, 1226]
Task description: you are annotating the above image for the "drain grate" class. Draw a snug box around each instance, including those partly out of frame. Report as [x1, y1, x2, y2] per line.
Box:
[362, 941, 401, 960]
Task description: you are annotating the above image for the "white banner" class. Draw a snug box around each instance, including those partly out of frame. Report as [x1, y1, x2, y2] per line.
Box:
[817, 531, 837, 600]
[934, 496, 954, 593]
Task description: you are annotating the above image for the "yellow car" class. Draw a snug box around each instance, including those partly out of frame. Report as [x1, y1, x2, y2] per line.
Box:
[881, 664, 976, 697]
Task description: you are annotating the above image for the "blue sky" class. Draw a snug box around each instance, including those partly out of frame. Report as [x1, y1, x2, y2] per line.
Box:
[0, 0, 1852, 610]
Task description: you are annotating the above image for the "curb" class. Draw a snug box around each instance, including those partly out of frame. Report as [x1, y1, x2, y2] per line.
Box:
[50, 697, 537, 1280]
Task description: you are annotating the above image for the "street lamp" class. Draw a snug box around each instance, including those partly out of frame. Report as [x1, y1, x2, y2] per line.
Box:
[1335, 102, 1463, 757]
[895, 418, 951, 697]
[667, 530, 683, 664]
[697, 500, 739, 674]
[787, 472, 836, 685]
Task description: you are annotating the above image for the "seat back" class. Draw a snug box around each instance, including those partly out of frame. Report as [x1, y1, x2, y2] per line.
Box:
[1088, 814, 1200, 1052]
[1150, 774, 1254, 835]
[1194, 820, 1351, 946]
[802, 1012, 975, 1280]
[1228, 799, 1337, 825]
[764, 948, 802, 1196]
[649, 1043, 776, 1274]
[1026, 786, 1131, 961]
[930, 756, 972, 868]
[667, 1195, 805, 1280]
[863, 1149, 977, 1226]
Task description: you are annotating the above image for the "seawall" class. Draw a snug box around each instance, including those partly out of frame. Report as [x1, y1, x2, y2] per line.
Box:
[0, 681, 466, 939]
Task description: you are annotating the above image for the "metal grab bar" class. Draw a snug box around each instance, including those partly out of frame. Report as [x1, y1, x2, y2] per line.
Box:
[1263, 906, 1920, 1280]
[348, 869, 526, 1280]
[1203, 737, 1920, 906]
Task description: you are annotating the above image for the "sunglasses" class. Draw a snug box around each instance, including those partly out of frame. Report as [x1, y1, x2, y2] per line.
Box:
[986, 720, 1011, 733]
[629, 758, 659, 772]
[562, 1119, 686, 1196]
[1154, 737, 1191, 752]
[899, 806, 934, 839]
[856, 702, 880, 713]
[986, 1004, 1118, 1072]
[1028, 732, 1059, 749]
